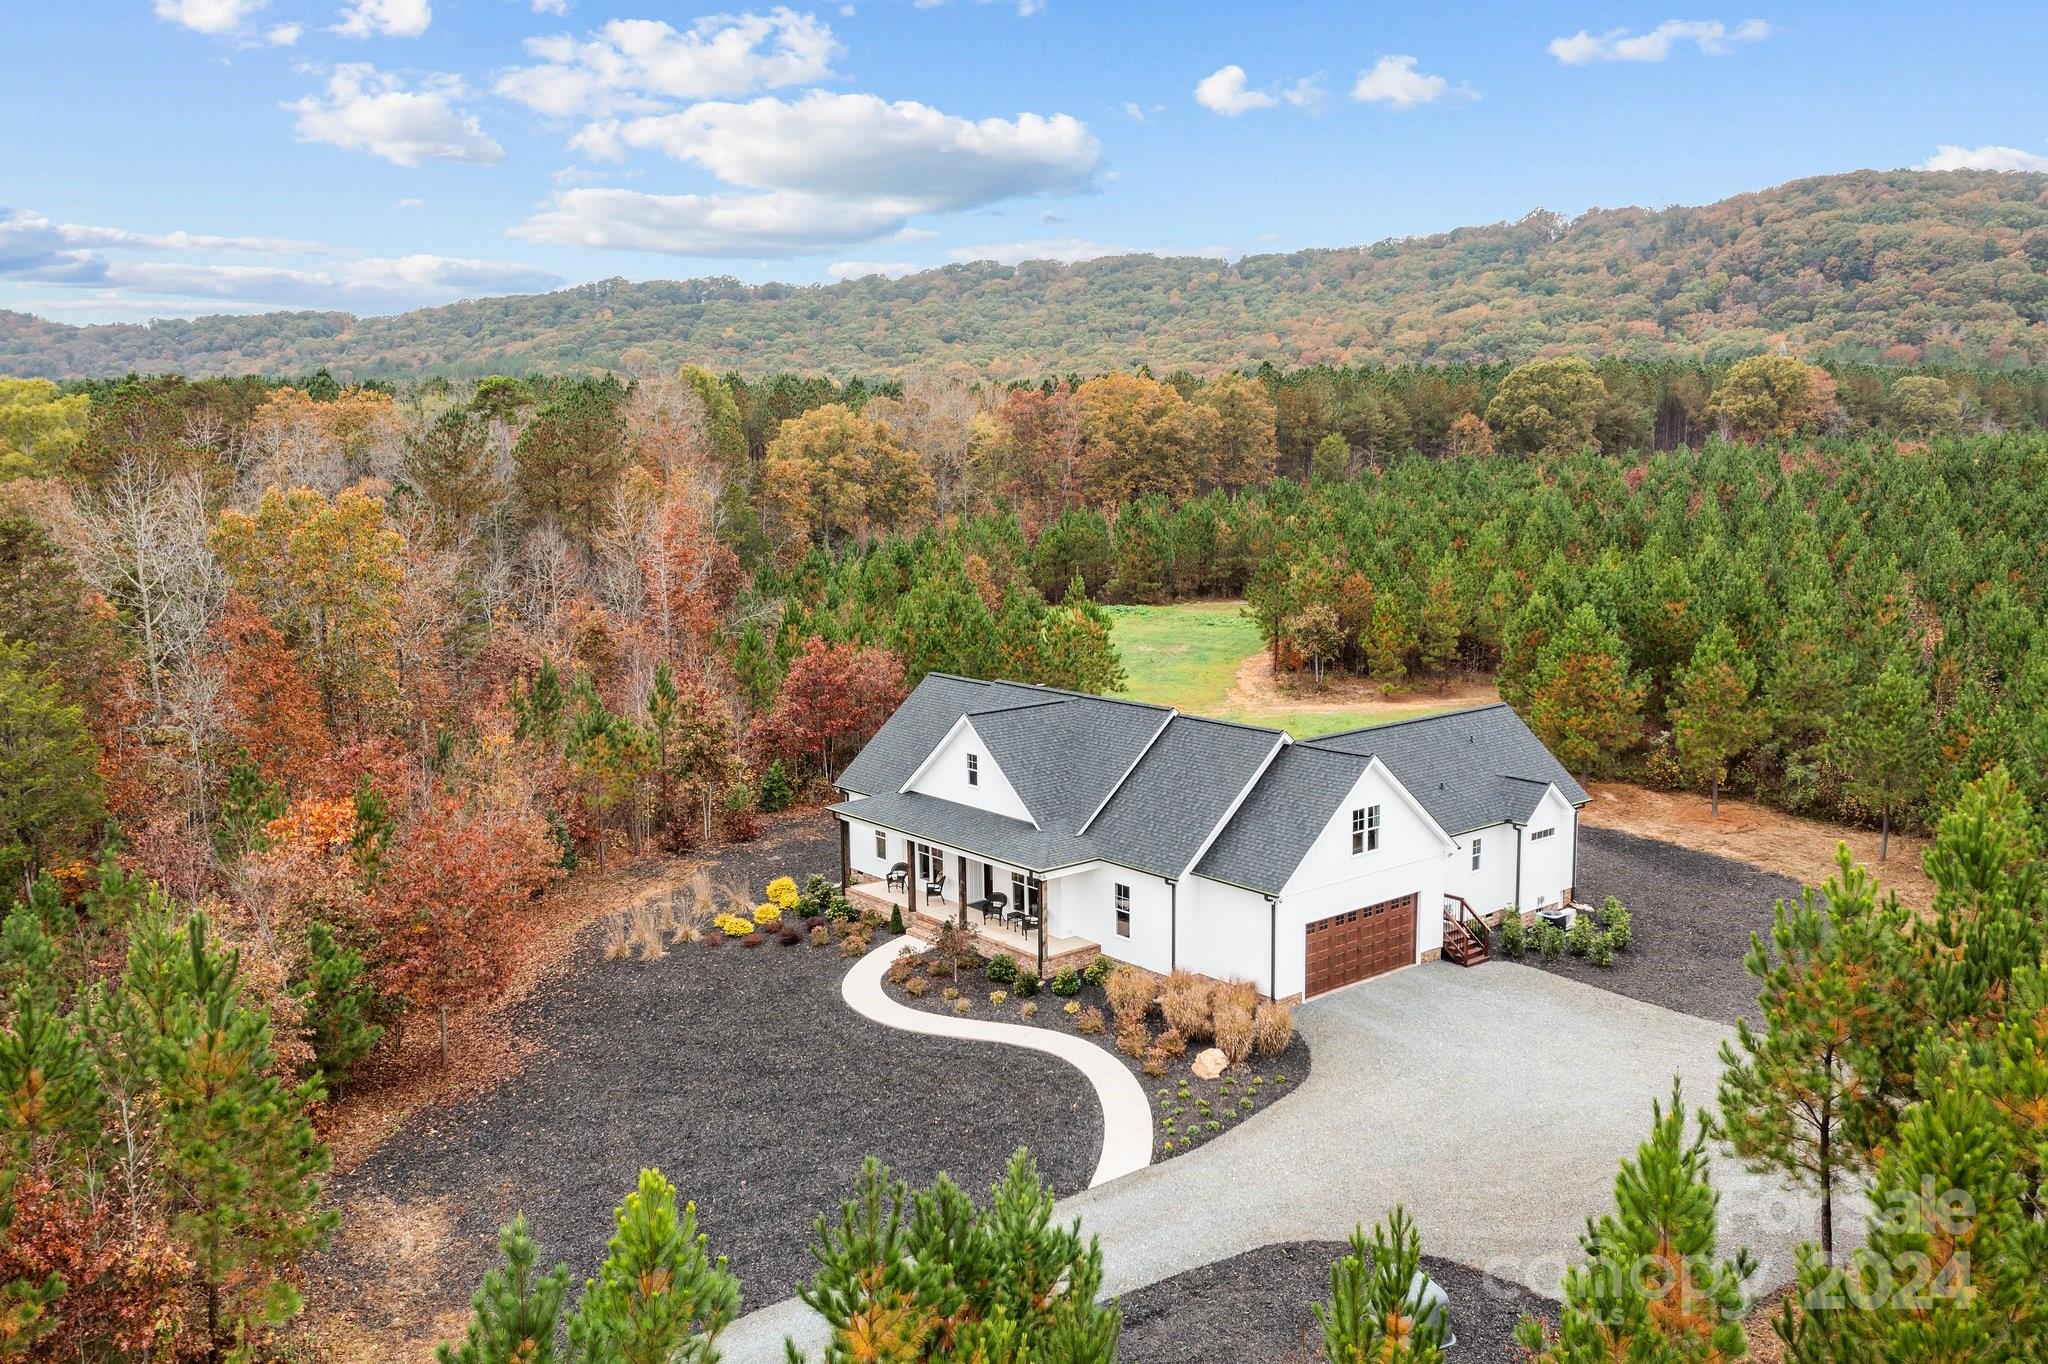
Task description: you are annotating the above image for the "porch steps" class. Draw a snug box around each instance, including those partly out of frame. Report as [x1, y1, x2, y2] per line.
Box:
[1440, 911, 1491, 968]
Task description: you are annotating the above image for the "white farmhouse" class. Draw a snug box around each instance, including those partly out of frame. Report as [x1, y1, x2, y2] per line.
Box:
[832, 675, 1587, 1000]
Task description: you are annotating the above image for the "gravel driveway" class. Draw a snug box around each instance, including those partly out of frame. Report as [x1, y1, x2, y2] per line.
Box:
[1557, 826, 1804, 1024]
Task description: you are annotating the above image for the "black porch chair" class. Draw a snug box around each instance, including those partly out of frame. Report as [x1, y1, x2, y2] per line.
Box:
[885, 862, 910, 892]
[972, 891, 1008, 926]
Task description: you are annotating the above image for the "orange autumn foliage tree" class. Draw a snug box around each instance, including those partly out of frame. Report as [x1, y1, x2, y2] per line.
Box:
[215, 593, 329, 794]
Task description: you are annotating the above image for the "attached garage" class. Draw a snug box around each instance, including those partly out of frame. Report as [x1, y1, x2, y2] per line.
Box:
[1304, 893, 1418, 997]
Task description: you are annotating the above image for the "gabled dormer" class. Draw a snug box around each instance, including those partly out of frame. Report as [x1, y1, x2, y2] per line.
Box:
[899, 716, 1036, 825]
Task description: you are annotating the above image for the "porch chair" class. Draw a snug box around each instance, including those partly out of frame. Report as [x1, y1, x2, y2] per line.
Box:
[885, 862, 910, 892]
[976, 891, 1008, 926]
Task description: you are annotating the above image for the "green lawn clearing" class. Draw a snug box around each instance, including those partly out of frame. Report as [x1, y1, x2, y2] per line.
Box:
[1105, 601, 1485, 737]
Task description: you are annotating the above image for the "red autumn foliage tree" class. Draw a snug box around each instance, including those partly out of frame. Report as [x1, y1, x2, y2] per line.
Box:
[748, 638, 907, 781]
[215, 593, 329, 794]
[370, 796, 557, 1063]
[0, 1175, 187, 1359]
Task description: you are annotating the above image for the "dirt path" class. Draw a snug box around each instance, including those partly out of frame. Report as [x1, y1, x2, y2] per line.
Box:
[1226, 650, 1500, 717]
[1580, 783, 1934, 911]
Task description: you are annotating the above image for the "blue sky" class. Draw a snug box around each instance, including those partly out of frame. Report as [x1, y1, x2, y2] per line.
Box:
[5, 1, 2044, 323]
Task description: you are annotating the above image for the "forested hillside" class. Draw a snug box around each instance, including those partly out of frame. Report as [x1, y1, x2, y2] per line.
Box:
[8, 169, 2048, 380]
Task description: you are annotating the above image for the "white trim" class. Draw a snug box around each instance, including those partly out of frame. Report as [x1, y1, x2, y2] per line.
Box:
[896, 715, 1040, 830]
[1363, 754, 1459, 852]
[1176, 733, 1290, 879]
[1078, 709, 1177, 834]
[896, 714, 971, 793]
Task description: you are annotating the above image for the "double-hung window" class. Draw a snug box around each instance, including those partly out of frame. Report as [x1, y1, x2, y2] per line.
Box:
[1352, 805, 1381, 855]
[1470, 838, 1483, 871]
[874, 829, 888, 861]
[966, 752, 979, 787]
[1114, 883, 1132, 938]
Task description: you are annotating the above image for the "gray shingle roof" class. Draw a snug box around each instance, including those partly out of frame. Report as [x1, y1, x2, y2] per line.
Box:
[828, 789, 1092, 872]
[1304, 703, 1589, 835]
[1192, 745, 1374, 894]
[1086, 717, 1283, 878]
[966, 687, 1171, 833]
[834, 673, 993, 797]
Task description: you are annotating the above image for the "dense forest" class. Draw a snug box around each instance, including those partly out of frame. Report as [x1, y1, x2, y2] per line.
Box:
[3, 344, 2048, 1355]
[7, 170, 2048, 381]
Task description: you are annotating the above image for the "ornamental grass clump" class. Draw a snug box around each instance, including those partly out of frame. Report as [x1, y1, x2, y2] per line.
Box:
[1154, 1027, 1187, 1057]
[1251, 999, 1294, 1057]
[1213, 999, 1255, 1066]
[1115, 1019, 1150, 1058]
[1161, 971, 1214, 1041]
[1076, 1006, 1106, 1035]
[807, 924, 830, 947]
[1104, 966, 1155, 1025]
[903, 975, 930, 997]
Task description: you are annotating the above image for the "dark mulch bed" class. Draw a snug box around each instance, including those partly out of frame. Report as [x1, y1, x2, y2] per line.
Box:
[1116, 1240, 1559, 1362]
[884, 958, 1312, 1162]
[313, 822, 1100, 1337]
[1530, 825, 1801, 1025]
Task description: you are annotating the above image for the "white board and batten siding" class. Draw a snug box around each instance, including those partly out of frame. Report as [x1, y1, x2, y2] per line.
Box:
[1516, 786, 1580, 910]
[901, 719, 1034, 823]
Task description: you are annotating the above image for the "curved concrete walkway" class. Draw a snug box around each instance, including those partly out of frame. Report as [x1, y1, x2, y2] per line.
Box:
[721, 939, 1152, 1362]
[843, 938, 1154, 1187]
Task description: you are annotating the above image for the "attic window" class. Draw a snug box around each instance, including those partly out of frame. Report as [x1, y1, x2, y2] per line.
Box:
[1471, 838, 1483, 871]
[966, 752, 979, 787]
[1351, 805, 1380, 855]
[1530, 827, 1556, 841]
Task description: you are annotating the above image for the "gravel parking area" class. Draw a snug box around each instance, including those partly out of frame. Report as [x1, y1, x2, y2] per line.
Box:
[1116, 1240, 1557, 1363]
[883, 956, 1312, 1163]
[313, 823, 1100, 1351]
[1541, 825, 1803, 1024]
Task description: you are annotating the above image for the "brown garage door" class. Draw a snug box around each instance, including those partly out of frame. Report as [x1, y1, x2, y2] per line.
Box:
[1304, 893, 1418, 997]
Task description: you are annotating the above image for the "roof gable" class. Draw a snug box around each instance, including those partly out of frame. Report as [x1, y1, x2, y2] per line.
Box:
[1086, 716, 1284, 878]
[1193, 745, 1373, 894]
[1305, 703, 1589, 835]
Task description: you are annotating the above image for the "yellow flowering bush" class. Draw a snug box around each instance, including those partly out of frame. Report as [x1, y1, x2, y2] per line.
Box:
[753, 902, 783, 927]
[714, 912, 755, 938]
[765, 876, 800, 909]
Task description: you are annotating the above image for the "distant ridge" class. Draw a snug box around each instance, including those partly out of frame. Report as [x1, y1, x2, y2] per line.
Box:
[5, 169, 2045, 380]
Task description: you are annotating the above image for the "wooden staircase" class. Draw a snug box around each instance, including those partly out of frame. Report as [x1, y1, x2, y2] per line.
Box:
[1441, 896, 1491, 968]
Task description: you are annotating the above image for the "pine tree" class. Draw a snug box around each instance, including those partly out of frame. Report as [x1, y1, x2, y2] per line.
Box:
[350, 773, 394, 885]
[1716, 851, 1905, 1263]
[215, 756, 285, 862]
[1526, 605, 1643, 783]
[1314, 1207, 1446, 1364]
[1828, 647, 1934, 860]
[565, 1169, 739, 1364]
[1672, 623, 1766, 815]
[1417, 567, 1462, 688]
[0, 643, 104, 898]
[439, 1215, 572, 1364]
[299, 920, 382, 1089]
[791, 1149, 1119, 1363]
[758, 758, 795, 814]
[1517, 1083, 1755, 1363]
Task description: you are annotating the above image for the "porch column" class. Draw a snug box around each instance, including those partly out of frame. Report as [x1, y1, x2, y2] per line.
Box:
[1031, 874, 1046, 979]
[838, 818, 850, 892]
[912, 844, 922, 917]
[957, 853, 967, 928]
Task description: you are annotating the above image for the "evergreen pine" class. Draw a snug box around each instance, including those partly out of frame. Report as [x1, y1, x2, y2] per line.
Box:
[1526, 604, 1644, 783]
[758, 758, 795, 814]
[566, 1169, 739, 1364]
[439, 1215, 572, 1364]
[1314, 1207, 1446, 1364]
[1671, 622, 1766, 815]
[1827, 647, 1935, 860]
[300, 920, 383, 1089]
[1517, 1083, 1754, 1363]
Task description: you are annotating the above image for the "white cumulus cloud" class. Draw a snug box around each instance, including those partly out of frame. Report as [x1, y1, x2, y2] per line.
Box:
[531, 0, 569, 12]
[267, 21, 302, 43]
[1549, 18, 1769, 65]
[1921, 144, 2048, 173]
[334, 0, 433, 38]
[496, 10, 841, 118]
[827, 260, 921, 280]
[153, 0, 267, 34]
[577, 92, 1099, 209]
[1194, 65, 1275, 116]
[288, 66, 504, 166]
[946, 237, 1127, 265]
[511, 187, 912, 256]
[1351, 55, 1455, 108]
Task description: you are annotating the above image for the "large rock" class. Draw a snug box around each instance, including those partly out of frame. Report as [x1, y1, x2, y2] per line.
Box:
[1191, 1047, 1228, 1080]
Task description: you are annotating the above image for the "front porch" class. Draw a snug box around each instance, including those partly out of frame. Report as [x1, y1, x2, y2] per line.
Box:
[847, 875, 1099, 976]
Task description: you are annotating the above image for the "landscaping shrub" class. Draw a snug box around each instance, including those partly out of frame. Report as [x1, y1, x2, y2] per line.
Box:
[1141, 1048, 1168, 1077]
[888, 904, 905, 935]
[713, 911, 753, 938]
[1566, 915, 1596, 958]
[1600, 898, 1633, 951]
[1497, 905, 1526, 959]
[1014, 970, 1041, 998]
[1314, 1208, 1445, 1364]
[1590, 934, 1616, 968]
[792, 1152, 1119, 1362]
[1251, 999, 1294, 1056]
[986, 953, 1019, 985]
[887, 961, 915, 985]
[1076, 1006, 1106, 1035]
[741, 932, 765, 948]
[752, 902, 783, 928]
[1050, 966, 1082, 997]
[903, 975, 929, 997]
[1213, 999, 1255, 1066]
[1020, 1000, 1038, 1019]
[601, 913, 630, 961]
[1082, 957, 1114, 987]
[758, 758, 794, 813]
[1154, 1026, 1188, 1057]
[1104, 965, 1155, 1023]
[989, 990, 1008, 1006]
[1115, 1019, 1150, 1057]
[765, 876, 800, 909]
[1535, 924, 1566, 961]
[840, 930, 872, 958]
[942, 986, 959, 1001]
[776, 925, 801, 946]
[1062, 1001, 1081, 1016]
[1161, 971, 1213, 1040]
[700, 933, 721, 949]
[807, 924, 829, 947]
[953, 997, 972, 1014]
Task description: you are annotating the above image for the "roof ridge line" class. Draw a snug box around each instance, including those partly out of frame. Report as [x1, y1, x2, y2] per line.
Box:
[1306, 701, 1511, 743]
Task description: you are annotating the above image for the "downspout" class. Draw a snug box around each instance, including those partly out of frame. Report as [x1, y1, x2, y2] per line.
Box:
[1569, 815, 1580, 905]
[1267, 895, 1278, 1002]
[1513, 825, 1525, 912]
[1168, 878, 1177, 972]
[838, 818, 850, 892]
